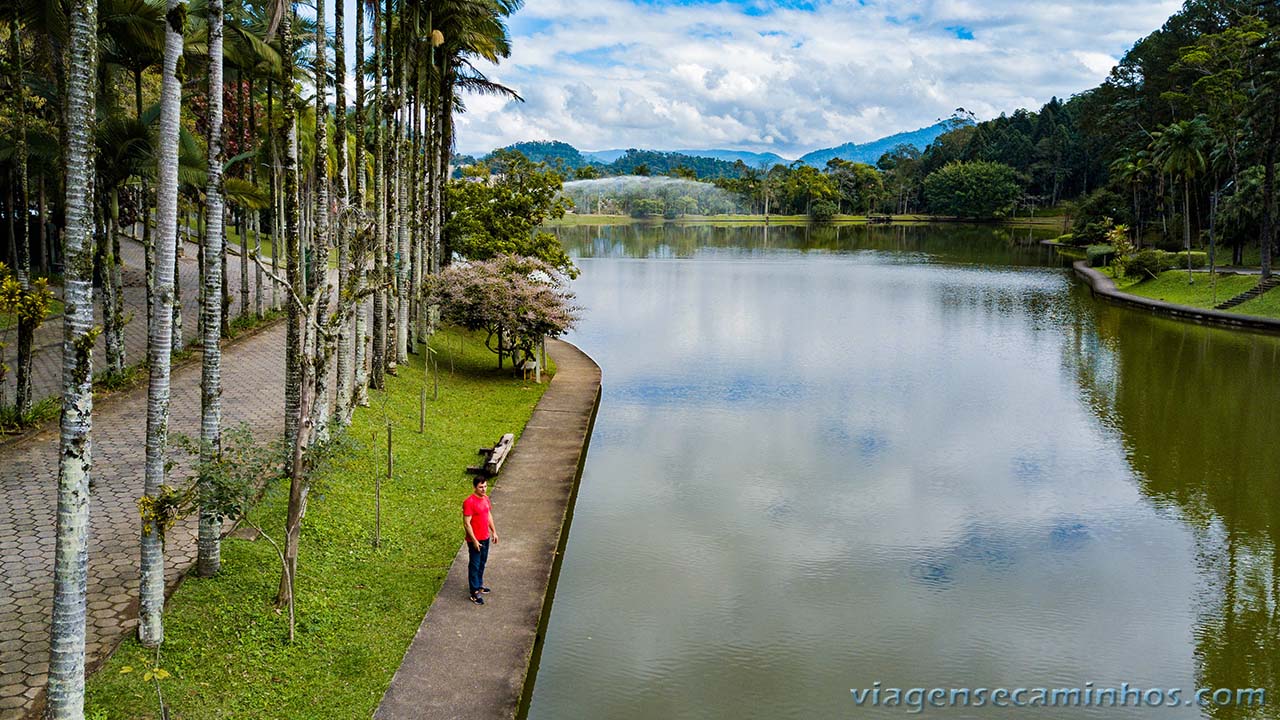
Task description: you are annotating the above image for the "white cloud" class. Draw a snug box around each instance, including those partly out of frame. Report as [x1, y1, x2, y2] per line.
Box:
[453, 0, 1182, 157]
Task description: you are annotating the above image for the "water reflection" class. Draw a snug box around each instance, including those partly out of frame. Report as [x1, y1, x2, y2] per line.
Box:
[555, 222, 1063, 267]
[526, 223, 1280, 719]
[1067, 299, 1280, 719]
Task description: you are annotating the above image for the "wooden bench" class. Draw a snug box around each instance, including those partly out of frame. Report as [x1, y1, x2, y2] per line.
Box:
[467, 433, 515, 478]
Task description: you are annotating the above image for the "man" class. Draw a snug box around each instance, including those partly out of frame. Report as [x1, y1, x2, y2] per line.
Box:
[463, 477, 499, 605]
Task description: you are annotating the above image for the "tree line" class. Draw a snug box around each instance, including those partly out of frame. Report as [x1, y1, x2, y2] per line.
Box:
[0, 0, 522, 717]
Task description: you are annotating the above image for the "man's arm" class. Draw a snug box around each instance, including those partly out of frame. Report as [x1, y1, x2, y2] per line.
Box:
[463, 511, 480, 550]
[488, 511, 499, 545]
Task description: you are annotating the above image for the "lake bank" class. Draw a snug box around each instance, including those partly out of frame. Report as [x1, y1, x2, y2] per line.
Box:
[548, 213, 1067, 228]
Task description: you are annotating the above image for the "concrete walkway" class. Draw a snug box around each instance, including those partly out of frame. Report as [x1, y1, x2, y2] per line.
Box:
[375, 339, 602, 720]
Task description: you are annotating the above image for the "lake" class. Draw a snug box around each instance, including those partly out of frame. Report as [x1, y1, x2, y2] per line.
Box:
[525, 223, 1280, 719]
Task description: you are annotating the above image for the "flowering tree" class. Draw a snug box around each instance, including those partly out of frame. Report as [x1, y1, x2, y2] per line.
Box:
[425, 255, 580, 369]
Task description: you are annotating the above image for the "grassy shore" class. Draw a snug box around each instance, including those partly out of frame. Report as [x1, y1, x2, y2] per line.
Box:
[547, 213, 1067, 227]
[1100, 268, 1280, 318]
[84, 328, 552, 719]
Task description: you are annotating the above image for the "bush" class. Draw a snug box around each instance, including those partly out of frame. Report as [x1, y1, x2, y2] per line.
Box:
[1087, 244, 1115, 267]
[1054, 233, 1074, 245]
[1171, 251, 1207, 269]
[809, 199, 838, 222]
[662, 206, 680, 220]
[1129, 249, 1171, 279]
[1071, 220, 1112, 247]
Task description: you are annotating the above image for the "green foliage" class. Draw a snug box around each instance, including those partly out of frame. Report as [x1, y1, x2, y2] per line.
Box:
[1129, 249, 1175, 279]
[630, 197, 664, 218]
[1086, 244, 1116, 267]
[444, 150, 577, 277]
[0, 396, 58, 434]
[1108, 224, 1134, 277]
[1172, 250, 1208, 269]
[84, 329, 550, 719]
[809, 199, 838, 222]
[923, 161, 1021, 218]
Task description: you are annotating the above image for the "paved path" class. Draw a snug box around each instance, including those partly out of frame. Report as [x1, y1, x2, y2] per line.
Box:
[0, 232, 288, 719]
[0, 234, 277, 408]
[375, 339, 601, 720]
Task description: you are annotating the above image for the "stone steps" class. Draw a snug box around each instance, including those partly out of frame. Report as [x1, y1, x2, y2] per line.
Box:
[1215, 276, 1280, 310]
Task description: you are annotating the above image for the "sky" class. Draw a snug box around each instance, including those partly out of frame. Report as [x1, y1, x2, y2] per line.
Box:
[442, 0, 1182, 159]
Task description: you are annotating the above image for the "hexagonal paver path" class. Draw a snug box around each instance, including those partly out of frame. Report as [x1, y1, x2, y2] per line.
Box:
[0, 300, 289, 719]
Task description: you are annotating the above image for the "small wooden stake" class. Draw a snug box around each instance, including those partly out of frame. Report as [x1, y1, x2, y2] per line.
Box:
[433, 357, 439, 400]
[419, 386, 426, 434]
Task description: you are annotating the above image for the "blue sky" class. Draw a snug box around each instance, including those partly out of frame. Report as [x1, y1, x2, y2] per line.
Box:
[318, 0, 1180, 158]
[447, 0, 1181, 158]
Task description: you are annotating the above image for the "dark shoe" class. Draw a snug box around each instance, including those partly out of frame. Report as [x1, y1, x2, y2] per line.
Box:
[470, 593, 485, 605]
[480, 587, 491, 594]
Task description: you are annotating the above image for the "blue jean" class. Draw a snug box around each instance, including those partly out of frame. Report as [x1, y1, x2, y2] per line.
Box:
[467, 538, 490, 595]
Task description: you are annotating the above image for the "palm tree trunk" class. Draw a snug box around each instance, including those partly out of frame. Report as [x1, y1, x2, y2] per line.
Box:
[47, 0, 97, 713]
[240, 73, 250, 320]
[334, 0, 353, 426]
[394, 53, 409, 368]
[352, 0, 370, 408]
[309, 0, 333, 442]
[250, 76, 263, 319]
[140, 0, 187, 650]
[198, 0, 226, 578]
[11, 11, 34, 414]
[370, 0, 386, 389]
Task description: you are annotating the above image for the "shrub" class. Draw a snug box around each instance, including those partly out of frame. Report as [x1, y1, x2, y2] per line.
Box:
[1129, 249, 1168, 279]
[425, 255, 580, 369]
[1171, 251, 1207, 269]
[809, 199, 838, 222]
[1086, 244, 1116, 267]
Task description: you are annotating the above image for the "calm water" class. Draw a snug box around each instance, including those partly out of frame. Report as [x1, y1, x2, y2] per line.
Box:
[525, 224, 1280, 719]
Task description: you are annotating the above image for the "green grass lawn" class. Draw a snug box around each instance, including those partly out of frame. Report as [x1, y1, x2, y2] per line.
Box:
[85, 328, 553, 719]
[1101, 268, 1271, 314]
[0, 297, 64, 331]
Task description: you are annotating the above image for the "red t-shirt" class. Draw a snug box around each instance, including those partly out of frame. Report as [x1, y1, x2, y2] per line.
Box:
[463, 494, 491, 541]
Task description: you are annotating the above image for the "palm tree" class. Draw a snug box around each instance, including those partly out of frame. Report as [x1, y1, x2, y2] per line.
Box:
[199, 0, 226, 578]
[307, 0, 333, 440]
[139, 0, 187, 648]
[1153, 117, 1211, 279]
[1109, 151, 1151, 247]
[47, 0, 98, 713]
[333, 0, 352, 427]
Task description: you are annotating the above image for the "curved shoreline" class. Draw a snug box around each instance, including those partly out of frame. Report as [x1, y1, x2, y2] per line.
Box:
[375, 338, 602, 720]
[1071, 260, 1280, 335]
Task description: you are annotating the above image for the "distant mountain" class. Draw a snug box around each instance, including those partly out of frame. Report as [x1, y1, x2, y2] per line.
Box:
[581, 149, 628, 163]
[797, 117, 973, 167]
[671, 149, 791, 167]
[491, 140, 588, 168]
[473, 117, 976, 175]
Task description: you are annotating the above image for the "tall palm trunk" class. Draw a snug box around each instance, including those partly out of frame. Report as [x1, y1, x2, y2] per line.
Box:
[239, 72, 250, 319]
[47, 0, 97, 714]
[334, 0, 353, 425]
[140, 0, 187, 649]
[394, 42, 409, 368]
[10, 11, 34, 414]
[199, 0, 226, 578]
[251, 75, 263, 318]
[309, 0, 333, 442]
[352, 0, 370, 408]
[370, 0, 386, 390]
[98, 194, 124, 375]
